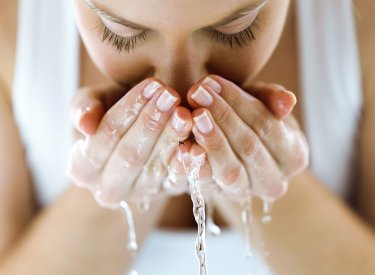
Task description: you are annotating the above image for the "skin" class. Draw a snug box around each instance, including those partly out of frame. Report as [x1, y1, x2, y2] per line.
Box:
[69, 0, 304, 208]
[73, 0, 289, 96]
[1, 0, 375, 274]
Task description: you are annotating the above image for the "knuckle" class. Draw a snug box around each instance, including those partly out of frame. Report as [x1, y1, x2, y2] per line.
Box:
[118, 145, 144, 168]
[143, 159, 167, 180]
[100, 114, 120, 141]
[241, 132, 259, 161]
[222, 166, 243, 186]
[214, 103, 234, 126]
[142, 112, 164, 136]
[253, 115, 277, 137]
[204, 135, 224, 153]
[229, 92, 242, 111]
[214, 165, 248, 197]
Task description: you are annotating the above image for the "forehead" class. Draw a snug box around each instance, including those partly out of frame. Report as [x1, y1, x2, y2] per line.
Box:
[93, 0, 257, 32]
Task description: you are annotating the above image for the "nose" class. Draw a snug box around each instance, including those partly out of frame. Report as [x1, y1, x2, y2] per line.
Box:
[152, 39, 210, 105]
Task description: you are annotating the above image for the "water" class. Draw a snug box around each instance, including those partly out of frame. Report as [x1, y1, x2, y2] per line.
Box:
[179, 142, 208, 275]
[119, 201, 138, 254]
[136, 198, 151, 213]
[261, 199, 274, 224]
[115, 140, 275, 274]
[205, 198, 221, 237]
[241, 196, 253, 259]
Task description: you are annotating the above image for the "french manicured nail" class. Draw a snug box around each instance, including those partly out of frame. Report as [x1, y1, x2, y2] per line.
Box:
[191, 86, 213, 107]
[192, 153, 206, 167]
[143, 81, 163, 99]
[194, 111, 213, 134]
[177, 150, 190, 164]
[203, 77, 222, 94]
[156, 89, 178, 112]
[172, 111, 187, 131]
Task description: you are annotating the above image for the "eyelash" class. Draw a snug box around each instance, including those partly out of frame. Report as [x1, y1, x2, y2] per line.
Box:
[97, 22, 147, 53]
[206, 17, 262, 48]
[97, 17, 262, 53]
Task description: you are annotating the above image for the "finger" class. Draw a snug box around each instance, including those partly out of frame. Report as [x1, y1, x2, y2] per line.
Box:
[187, 76, 308, 177]
[245, 82, 297, 119]
[191, 108, 286, 199]
[188, 142, 216, 196]
[191, 108, 250, 200]
[67, 78, 164, 188]
[99, 87, 180, 204]
[161, 140, 193, 195]
[70, 87, 106, 136]
[132, 107, 193, 199]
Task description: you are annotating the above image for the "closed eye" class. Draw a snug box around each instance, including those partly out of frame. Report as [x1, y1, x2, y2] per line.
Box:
[96, 15, 263, 53]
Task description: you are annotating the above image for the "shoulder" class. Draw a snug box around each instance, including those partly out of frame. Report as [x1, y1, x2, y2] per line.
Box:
[354, 0, 375, 103]
[0, 0, 18, 98]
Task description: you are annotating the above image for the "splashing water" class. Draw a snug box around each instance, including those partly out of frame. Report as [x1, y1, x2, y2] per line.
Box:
[119, 201, 138, 254]
[179, 142, 208, 275]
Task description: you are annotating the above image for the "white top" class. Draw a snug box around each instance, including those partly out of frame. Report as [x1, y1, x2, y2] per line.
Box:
[12, 0, 362, 274]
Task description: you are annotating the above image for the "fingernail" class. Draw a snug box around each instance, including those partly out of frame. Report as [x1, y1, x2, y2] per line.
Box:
[156, 89, 178, 112]
[143, 81, 163, 99]
[194, 111, 213, 134]
[283, 90, 297, 106]
[192, 153, 206, 167]
[172, 111, 187, 131]
[191, 86, 213, 107]
[177, 149, 190, 164]
[268, 83, 286, 91]
[203, 77, 222, 94]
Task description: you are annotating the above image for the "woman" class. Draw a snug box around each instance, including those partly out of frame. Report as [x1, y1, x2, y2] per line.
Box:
[0, 0, 374, 274]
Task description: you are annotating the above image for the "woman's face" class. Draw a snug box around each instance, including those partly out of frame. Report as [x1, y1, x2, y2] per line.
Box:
[73, 0, 290, 101]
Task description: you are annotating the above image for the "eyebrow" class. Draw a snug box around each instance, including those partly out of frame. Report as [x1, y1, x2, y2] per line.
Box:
[85, 0, 268, 31]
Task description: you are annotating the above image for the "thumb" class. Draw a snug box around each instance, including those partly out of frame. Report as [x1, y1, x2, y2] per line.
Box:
[244, 82, 297, 119]
[70, 87, 105, 136]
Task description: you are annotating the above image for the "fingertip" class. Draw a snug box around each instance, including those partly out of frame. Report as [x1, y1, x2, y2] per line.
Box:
[77, 101, 104, 136]
[272, 91, 297, 119]
[284, 90, 297, 107]
[190, 144, 207, 167]
[171, 107, 193, 133]
[186, 83, 202, 109]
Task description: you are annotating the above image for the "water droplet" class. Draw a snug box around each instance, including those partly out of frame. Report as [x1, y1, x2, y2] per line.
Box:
[207, 219, 221, 236]
[136, 198, 150, 213]
[206, 198, 221, 236]
[127, 241, 138, 252]
[242, 196, 253, 259]
[119, 201, 138, 254]
[262, 199, 274, 224]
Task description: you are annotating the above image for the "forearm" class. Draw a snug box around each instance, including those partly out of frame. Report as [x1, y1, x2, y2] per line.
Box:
[216, 170, 375, 275]
[0, 185, 168, 275]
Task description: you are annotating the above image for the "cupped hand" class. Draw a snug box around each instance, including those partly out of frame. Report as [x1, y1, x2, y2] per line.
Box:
[67, 79, 195, 209]
[186, 75, 309, 201]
